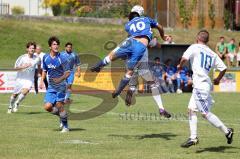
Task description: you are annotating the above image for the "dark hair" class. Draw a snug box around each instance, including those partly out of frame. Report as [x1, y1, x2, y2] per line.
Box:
[230, 38, 235, 42]
[154, 57, 160, 61]
[65, 42, 72, 47]
[26, 41, 36, 49]
[220, 36, 224, 39]
[197, 30, 209, 43]
[128, 12, 140, 21]
[48, 36, 60, 47]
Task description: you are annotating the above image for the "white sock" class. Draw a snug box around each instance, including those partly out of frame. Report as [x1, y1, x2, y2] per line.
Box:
[9, 95, 17, 109]
[189, 112, 198, 139]
[103, 56, 111, 65]
[151, 86, 164, 110]
[15, 93, 25, 105]
[206, 112, 229, 134]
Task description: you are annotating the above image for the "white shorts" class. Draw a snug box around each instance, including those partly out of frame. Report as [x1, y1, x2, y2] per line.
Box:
[227, 53, 235, 62]
[188, 88, 213, 114]
[237, 53, 240, 61]
[13, 79, 33, 94]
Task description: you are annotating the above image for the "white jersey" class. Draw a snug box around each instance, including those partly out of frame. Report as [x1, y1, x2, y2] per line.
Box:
[34, 52, 45, 69]
[15, 54, 40, 82]
[182, 44, 227, 91]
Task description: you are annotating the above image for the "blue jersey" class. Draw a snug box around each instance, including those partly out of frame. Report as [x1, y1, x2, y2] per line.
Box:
[179, 66, 188, 78]
[61, 51, 81, 71]
[165, 66, 176, 77]
[152, 64, 165, 79]
[125, 16, 158, 41]
[43, 53, 70, 92]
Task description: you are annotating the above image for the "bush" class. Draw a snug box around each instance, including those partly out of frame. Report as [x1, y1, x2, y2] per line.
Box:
[76, 4, 131, 18]
[75, 5, 93, 17]
[11, 6, 24, 15]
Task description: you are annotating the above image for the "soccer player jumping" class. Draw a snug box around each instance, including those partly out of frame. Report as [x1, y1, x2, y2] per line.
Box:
[41, 36, 71, 133]
[90, 6, 171, 117]
[178, 30, 234, 148]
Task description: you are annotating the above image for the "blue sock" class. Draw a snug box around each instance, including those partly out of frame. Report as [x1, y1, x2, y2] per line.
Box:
[96, 56, 110, 68]
[115, 76, 131, 96]
[61, 119, 68, 129]
[177, 78, 181, 89]
[60, 111, 68, 129]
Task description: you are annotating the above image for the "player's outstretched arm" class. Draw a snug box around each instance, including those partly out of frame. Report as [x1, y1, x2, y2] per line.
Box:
[213, 69, 226, 85]
[156, 24, 169, 41]
[177, 57, 188, 71]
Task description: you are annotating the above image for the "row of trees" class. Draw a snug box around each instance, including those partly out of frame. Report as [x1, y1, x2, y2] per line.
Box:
[42, 0, 231, 29]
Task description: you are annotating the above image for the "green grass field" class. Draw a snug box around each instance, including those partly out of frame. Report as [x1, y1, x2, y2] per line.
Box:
[0, 92, 239, 159]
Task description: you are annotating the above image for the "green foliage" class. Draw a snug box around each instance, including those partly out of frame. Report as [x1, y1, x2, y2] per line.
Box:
[76, 4, 131, 18]
[198, 13, 205, 29]
[177, 0, 197, 29]
[208, 0, 215, 29]
[11, 6, 24, 15]
[224, 8, 232, 30]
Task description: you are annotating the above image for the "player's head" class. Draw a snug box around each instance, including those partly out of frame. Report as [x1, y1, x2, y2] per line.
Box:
[48, 36, 60, 53]
[219, 36, 224, 43]
[26, 41, 36, 55]
[128, 5, 144, 21]
[35, 45, 42, 54]
[196, 30, 209, 44]
[128, 12, 140, 21]
[230, 38, 235, 44]
[65, 42, 73, 53]
[154, 57, 160, 65]
[131, 5, 144, 16]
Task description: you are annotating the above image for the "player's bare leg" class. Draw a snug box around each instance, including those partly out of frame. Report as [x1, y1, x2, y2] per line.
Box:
[91, 51, 116, 72]
[12, 88, 29, 112]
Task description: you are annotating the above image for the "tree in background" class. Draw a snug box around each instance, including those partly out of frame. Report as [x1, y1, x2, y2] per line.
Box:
[208, 0, 215, 29]
[43, 0, 80, 16]
[177, 0, 197, 29]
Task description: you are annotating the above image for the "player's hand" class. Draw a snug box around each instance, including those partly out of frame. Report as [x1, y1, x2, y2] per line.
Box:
[76, 72, 81, 78]
[52, 77, 63, 84]
[164, 35, 170, 41]
[39, 81, 44, 89]
[177, 64, 182, 71]
[213, 78, 220, 85]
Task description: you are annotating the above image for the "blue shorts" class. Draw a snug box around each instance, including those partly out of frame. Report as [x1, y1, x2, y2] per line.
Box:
[66, 71, 75, 85]
[113, 38, 146, 70]
[44, 90, 65, 104]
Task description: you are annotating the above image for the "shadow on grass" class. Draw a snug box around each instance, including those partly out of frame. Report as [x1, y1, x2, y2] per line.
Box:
[53, 128, 86, 132]
[196, 146, 240, 153]
[20, 112, 46, 115]
[109, 132, 177, 140]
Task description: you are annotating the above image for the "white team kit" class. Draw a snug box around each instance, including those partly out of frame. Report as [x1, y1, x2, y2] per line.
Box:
[13, 54, 40, 94]
[182, 44, 227, 114]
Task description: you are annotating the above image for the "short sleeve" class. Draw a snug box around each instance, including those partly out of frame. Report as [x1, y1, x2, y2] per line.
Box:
[61, 54, 70, 72]
[214, 55, 227, 71]
[74, 53, 81, 66]
[42, 54, 47, 72]
[146, 17, 158, 28]
[14, 55, 24, 68]
[182, 45, 194, 60]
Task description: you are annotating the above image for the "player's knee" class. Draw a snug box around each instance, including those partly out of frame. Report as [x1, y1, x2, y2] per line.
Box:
[21, 89, 29, 95]
[59, 110, 68, 121]
[201, 113, 207, 119]
[44, 103, 53, 112]
[149, 82, 157, 89]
